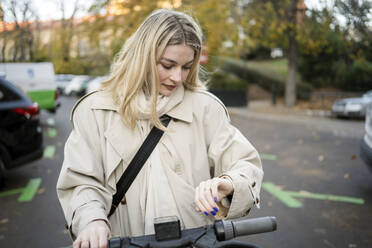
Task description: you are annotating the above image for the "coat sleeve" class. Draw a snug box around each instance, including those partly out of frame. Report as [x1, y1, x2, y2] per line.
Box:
[56, 100, 112, 238]
[204, 98, 263, 219]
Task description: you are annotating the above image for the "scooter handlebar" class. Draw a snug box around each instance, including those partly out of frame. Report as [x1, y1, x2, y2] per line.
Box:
[217, 216, 277, 241]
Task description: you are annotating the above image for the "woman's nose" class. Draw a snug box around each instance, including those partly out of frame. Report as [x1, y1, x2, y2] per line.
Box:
[170, 67, 182, 83]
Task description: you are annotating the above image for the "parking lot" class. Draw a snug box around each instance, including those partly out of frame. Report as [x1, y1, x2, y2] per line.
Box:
[0, 96, 371, 248]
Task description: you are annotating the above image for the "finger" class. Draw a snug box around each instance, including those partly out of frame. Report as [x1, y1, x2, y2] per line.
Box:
[198, 181, 213, 214]
[195, 182, 209, 215]
[97, 224, 109, 248]
[73, 238, 81, 248]
[98, 233, 108, 248]
[211, 178, 219, 202]
[204, 179, 218, 214]
[81, 240, 90, 248]
[89, 232, 99, 248]
[210, 179, 220, 212]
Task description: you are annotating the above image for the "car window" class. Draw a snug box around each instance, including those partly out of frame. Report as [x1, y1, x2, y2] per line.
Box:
[0, 83, 21, 102]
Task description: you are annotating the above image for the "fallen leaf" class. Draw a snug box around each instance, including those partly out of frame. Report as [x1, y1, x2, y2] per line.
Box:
[38, 188, 46, 194]
[344, 174, 349, 179]
[267, 201, 273, 207]
[318, 155, 324, 161]
[350, 155, 357, 160]
[297, 139, 304, 145]
[299, 190, 312, 196]
[0, 219, 8, 224]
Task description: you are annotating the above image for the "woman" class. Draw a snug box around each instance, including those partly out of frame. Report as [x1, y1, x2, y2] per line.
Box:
[57, 9, 263, 248]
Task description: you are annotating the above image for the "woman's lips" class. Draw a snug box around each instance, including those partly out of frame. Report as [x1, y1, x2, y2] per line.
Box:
[163, 84, 176, 91]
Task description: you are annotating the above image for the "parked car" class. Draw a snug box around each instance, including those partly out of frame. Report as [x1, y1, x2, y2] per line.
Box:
[64, 75, 91, 96]
[55, 74, 75, 95]
[360, 102, 372, 173]
[86, 76, 109, 94]
[0, 78, 43, 185]
[332, 91, 372, 118]
[0, 62, 59, 112]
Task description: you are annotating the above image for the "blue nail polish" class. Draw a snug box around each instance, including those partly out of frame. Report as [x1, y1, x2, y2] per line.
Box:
[204, 211, 209, 216]
[213, 207, 219, 212]
[211, 211, 216, 216]
[214, 197, 218, 203]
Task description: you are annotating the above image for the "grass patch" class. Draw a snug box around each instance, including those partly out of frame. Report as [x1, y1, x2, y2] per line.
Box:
[247, 59, 288, 76]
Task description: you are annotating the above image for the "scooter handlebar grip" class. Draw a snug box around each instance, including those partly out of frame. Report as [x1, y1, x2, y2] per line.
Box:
[228, 216, 277, 239]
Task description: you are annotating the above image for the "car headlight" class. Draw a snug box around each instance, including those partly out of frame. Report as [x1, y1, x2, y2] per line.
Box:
[346, 103, 363, 112]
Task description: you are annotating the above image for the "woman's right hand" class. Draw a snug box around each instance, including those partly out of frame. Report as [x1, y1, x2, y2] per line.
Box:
[73, 219, 111, 248]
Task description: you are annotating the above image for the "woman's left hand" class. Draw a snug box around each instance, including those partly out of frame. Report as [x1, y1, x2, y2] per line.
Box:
[194, 176, 234, 216]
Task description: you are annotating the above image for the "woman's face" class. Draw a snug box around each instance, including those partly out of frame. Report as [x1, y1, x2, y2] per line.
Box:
[157, 44, 195, 96]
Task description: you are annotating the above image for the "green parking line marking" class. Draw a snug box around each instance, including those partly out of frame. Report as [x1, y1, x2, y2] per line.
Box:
[43, 145, 55, 158]
[0, 188, 23, 198]
[47, 128, 57, 138]
[47, 118, 55, 126]
[18, 178, 41, 202]
[0, 178, 41, 202]
[260, 154, 277, 161]
[262, 182, 364, 208]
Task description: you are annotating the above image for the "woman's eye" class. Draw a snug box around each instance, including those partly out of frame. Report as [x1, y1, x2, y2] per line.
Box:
[162, 64, 172, 70]
[182, 66, 191, 70]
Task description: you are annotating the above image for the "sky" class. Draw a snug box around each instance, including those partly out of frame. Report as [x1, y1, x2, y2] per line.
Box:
[5, 0, 332, 22]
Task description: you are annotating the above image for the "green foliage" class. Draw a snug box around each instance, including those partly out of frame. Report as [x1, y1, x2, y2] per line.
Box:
[207, 70, 248, 91]
[53, 58, 89, 75]
[297, 5, 372, 92]
[180, 0, 236, 57]
[335, 59, 372, 91]
[218, 57, 312, 100]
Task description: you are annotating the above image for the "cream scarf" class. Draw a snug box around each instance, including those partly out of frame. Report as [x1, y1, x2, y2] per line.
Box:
[136, 85, 184, 234]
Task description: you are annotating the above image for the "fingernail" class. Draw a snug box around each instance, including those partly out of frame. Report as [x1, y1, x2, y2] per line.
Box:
[204, 211, 209, 216]
[211, 211, 216, 216]
[213, 207, 219, 212]
[214, 197, 218, 202]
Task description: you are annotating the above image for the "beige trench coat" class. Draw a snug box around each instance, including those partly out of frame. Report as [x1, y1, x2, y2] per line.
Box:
[56, 87, 263, 239]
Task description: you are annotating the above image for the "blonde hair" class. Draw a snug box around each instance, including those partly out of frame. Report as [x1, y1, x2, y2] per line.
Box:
[101, 9, 205, 129]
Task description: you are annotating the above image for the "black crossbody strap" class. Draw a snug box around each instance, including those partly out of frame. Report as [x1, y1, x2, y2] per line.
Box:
[108, 115, 172, 217]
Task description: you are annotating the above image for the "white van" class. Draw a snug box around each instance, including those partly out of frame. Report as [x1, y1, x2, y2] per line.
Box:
[0, 62, 59, 112]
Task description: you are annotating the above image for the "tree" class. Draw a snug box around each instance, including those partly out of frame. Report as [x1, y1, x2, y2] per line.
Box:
[241, 0, 306, 106]
[53, 0, 83, 62]
[1, 0, 38, 61]
[335, 0, 372, 61]
[180, 0, 236, 57]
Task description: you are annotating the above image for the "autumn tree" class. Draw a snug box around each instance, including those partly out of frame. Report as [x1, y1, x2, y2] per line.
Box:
[1, 0, 38, 61]
[180, 0, 236, 58]
[241, 0, 306, 106]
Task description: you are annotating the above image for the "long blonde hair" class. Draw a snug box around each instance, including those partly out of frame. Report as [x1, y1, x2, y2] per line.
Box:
[101, 9, 205, 129]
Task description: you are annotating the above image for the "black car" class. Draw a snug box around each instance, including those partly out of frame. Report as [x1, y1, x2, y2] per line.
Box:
[0, 78, 43, 185]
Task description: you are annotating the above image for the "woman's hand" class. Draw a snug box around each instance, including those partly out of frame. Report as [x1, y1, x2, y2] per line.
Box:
[73, 219, 111, 248]
[194, 176, 234, 216]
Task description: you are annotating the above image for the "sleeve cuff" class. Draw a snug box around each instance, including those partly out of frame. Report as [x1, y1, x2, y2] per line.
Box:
[71, 201, 109, 237]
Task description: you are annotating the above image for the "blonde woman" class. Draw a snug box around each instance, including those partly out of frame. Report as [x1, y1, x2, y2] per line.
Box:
[57, 9, 263, 248]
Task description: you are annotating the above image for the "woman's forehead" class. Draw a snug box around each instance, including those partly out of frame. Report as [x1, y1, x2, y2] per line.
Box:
[160, 44, 195, 64]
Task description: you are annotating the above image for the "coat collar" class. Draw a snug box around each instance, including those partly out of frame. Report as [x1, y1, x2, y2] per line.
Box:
[89, 86, 193, 123]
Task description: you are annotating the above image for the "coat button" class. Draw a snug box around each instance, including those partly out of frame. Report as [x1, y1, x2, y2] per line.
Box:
[251, 181, 256, 187]
[256, 198, 260, 204]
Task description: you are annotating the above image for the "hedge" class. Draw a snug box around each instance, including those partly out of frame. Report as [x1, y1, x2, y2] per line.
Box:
[207, 70, 248, 91]
[215, 57, 313, 100]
